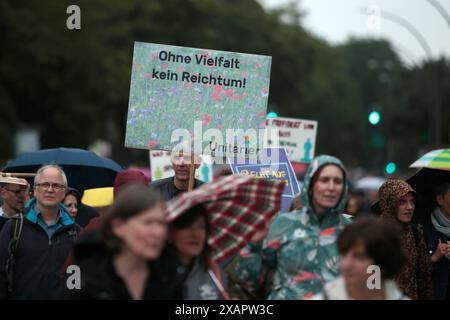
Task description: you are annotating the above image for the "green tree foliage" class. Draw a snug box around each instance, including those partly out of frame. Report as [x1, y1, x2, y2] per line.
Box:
[339, 38, 450, 172]
[1, 0, 448, 174]
[384, 58, 450, 170]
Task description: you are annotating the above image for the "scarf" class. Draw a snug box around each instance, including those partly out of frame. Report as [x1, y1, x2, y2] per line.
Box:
[431, 207, 450, 237]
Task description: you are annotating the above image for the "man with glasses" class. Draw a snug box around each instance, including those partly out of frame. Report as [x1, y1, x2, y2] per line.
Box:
[0, 176, 29, 230]
[0, 165, 80, 299]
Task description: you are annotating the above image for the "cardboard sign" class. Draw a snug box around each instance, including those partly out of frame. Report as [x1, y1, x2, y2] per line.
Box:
[150, 150, 213, 183]
[265, 117, 317, 163]
[229, 148, 300, 212]
[125, 42, 272, 160]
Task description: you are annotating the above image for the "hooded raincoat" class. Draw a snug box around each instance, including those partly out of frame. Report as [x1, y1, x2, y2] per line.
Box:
[228, 155, 351, 300]
[379, 179, 433, 300]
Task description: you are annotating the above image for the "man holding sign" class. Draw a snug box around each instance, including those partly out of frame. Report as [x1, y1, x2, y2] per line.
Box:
[151, 152, 204, 201]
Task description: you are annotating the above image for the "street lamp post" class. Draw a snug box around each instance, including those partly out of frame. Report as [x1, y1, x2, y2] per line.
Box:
[359, 6, 443, 147]
[379, 9, 442, 148]
[426, 0, 450, 28]
[427, 0, 450, 145]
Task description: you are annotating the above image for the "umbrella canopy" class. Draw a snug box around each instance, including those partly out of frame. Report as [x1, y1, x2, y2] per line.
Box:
[406, 149, 450, 222]
[2, 148, 123, 194]
[166, 174, 285, 264]
[410, 148, 450, 171]
[406, 167, 450, 223]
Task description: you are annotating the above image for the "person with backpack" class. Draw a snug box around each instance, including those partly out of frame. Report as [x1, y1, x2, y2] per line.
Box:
[378, 179, 432, 299]
[0, 177, 29, 231]
[0, 165, 80, 299]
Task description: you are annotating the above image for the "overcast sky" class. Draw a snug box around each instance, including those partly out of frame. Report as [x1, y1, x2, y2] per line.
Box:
[261, 0, 450, 65]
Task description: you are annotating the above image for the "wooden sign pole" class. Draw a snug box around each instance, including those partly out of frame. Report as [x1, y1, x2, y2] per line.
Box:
[188, 152, 195, 191]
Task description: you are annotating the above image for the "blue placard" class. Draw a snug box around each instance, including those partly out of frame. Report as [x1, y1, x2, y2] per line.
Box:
[229, 148, 300, 212]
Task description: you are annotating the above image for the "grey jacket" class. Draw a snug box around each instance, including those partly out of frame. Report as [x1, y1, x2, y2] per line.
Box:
[183, 258, 228, 300]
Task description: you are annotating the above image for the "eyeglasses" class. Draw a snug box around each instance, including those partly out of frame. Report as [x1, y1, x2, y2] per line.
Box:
[35, 182, 66, 191]
[4, 188, 25, 196]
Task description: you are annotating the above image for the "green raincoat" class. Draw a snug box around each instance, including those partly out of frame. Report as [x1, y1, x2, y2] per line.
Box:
[229, 155, 351, 300]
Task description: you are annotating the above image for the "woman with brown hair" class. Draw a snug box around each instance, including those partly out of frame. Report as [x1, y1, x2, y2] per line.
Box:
[161, 204, 229, 300]
[378, 179, 433, 299]
[317, 217, 408, 299]
[66, 184, 182, 300]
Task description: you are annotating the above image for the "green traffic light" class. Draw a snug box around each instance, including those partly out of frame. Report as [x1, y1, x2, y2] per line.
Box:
[267, 112, 278, 118]
[368, 111, 380, 125]
[385, 162, 396, 175]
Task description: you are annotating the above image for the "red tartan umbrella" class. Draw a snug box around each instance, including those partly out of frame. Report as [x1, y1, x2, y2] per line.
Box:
[166, 175, 285, 264]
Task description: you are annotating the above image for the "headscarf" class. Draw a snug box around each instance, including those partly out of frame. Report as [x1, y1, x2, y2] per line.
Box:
[379, 179, 416, 224]
[378, 179, 432, 300]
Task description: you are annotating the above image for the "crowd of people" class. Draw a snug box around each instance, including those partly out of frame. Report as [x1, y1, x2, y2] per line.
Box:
[0, 151, 449, 300]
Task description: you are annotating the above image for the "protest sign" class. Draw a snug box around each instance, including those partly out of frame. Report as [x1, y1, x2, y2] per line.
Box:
[150, 150, 213, 183]
[125, 42, 272, 161]
[265, 117, 317, 163]
[229, 148, 300, 212]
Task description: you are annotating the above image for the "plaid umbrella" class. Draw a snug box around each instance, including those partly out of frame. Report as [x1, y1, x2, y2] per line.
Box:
[410, 149, 450, 170]
[166, 174, 285, 264]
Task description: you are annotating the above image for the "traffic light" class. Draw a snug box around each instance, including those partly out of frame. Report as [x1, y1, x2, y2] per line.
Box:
[385, 162, 396, 175]
[267, 112, 278, 118]
[368, 111, 380, 125]
[370, 131, 384, 148]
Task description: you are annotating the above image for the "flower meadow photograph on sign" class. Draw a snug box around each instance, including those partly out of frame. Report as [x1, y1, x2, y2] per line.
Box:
[125, 42, 272, 157]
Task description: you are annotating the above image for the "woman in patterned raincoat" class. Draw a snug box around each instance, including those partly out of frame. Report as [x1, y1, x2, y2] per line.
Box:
[378, 179, 432, 299]
[227, 155, 351, 300]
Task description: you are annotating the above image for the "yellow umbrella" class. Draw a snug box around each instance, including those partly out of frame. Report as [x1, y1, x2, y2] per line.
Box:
[82, 187, 114, 207]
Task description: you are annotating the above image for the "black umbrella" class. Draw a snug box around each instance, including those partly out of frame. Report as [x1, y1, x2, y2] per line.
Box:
[2, 148, 123, 194]
[370, 168, 450, 223]
[407, 168, 450, 223]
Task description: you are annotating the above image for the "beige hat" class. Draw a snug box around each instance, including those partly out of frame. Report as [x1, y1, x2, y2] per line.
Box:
[0, 176, 29, 186]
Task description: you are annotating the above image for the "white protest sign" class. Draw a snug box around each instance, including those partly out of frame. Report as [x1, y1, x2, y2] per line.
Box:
[265, 117, 317, 163]
[149, 150, 213, 183]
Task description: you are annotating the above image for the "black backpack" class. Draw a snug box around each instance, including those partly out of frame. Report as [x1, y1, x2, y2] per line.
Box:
[5, 209, 27, 294]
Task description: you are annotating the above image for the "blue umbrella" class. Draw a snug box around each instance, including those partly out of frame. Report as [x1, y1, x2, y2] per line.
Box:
[2, 148, 123, 194]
